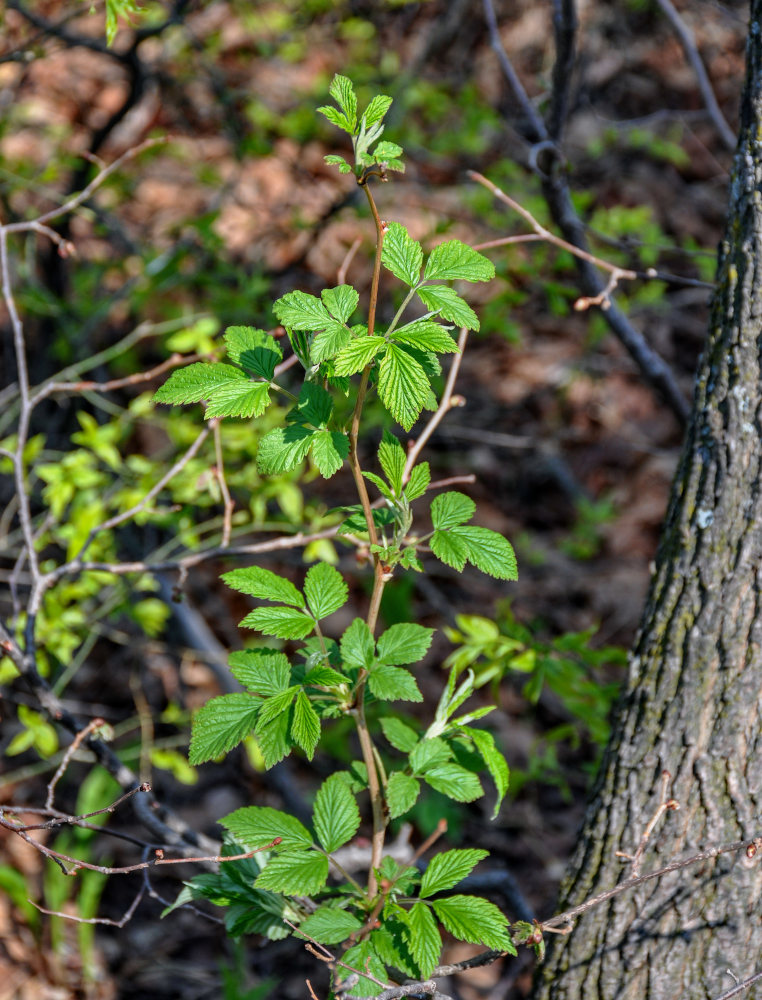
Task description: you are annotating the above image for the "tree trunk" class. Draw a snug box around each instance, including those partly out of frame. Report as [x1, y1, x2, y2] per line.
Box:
[532, 5, 762, 998]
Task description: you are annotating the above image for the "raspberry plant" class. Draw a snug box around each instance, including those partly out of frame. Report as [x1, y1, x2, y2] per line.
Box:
[155, 76, 519, 997]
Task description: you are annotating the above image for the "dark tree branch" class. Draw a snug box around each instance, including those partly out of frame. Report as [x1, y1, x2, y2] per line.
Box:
[547, 0, 578, 141]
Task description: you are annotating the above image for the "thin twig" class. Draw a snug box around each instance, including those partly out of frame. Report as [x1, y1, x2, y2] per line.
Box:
[30, 883, 146, 927]
[615, 769, 680, 876]
[337, 237, 363, 285]
[45, 718, 109, 810]
[654, 0, 736, 151]
[712, 969, 762, 1000]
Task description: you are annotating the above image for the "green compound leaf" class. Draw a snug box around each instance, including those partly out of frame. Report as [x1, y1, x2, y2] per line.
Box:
[378, 344, 431, 432]
[409, 737, 451, 773]
[329, 74, 357, 131]
[256, 713, 291, 768]
[377, 623, 434, 666]
[417, 284, 479, 331]
[468, 727, 510, 819]
[430, 491, 476, 530]
[291, 691, 320, 759]
[386, 772, 421, 819]
[304, 562, 348, 620]
[257, 687, 299, 728]
[318, 104, 352, 133]
[380, 717, 419, 752]
[188, 693, 261, 764]
[404, 461, 430, 502]
[324, 153, 352, 173]
[363, 94, 392, 128]
[419, 848, 488, 898]
[311, 429, 348, 478]
[312, 773, 361, 852]
[255, 850, 329, 896]
[381, 222, 423, 287]
[242, 606, 316, 640]
[363, 471, 395, 502]
[229, 649, 291, 696]
[298, 905, 363, 945]
[221, 805, 312, 850]
[390, 320, 460, 355]
[368, 664, 422, 702]
[450, 525, 518, 580]
[405, 902, 442, 979]
[310, 322, 352, 364]
[423, 763, 483, 802]
[374, 140, 403, 160]
[154, 363, 246, 406]
[224, 326, 282, 379]
[257, 425, 314, 474]
[341, 941, 387, 998]
[340, 618, 375, 671]
[424, 240, 495, 283]
[430, 529, 469, 571]
[204, 379, 271, 419]
[378, 430, 405, 496]
[431, 896, 514, 953]
[222, 566, 304, 608]
[293, 382, 333, 427]
[333, 336, 387, 376]
[321, 285, 359, 323]
[273, 290, 333, 331]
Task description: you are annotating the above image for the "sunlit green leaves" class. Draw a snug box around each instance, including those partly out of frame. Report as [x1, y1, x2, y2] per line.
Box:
[221, 806, 312, 850]
[242, 605, 315, 640]
[378, 344, 430, 431]
[419, 849, 487, 898]
[222, 567, 304, 607]
[424, 241, 495, 283]
[322, 285, 359, 323]
[363, 94, 393, 129]
[381, 223, 423, 287]
[378, 431, 405, 496]
[340, 618, 375, 671]
[431, 896, 514, 953]
[386, 772, 421, 819]
[312, 774, 360, 852]
[423, 763, 483, 802]
[405, 903, 442, 979]
[189, 693, 262, 764]
[429, 493, 518, 581]
[431, 492, 475, 530]
[377, 623, 434, 666]
[390, 320, 459, 355]
[417, 285, 479, 330]
[257, 425, 314, 474]
[154, 363, 272, 420]
[224, 327, 282, 379]
[256, 851, 329, 896]
[298, 906, 363, 945]
[304, 563, 348, 620]
[291, 691, 320, 758]
[368, 664, 422, 702]
[333, 336, 386, 376]
[229, 650, 291, 697]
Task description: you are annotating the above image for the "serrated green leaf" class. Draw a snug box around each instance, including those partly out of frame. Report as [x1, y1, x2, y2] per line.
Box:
[386, 772, 421, 819]
[293, 382, 333, 427]
[273, 290, 333, 331]
[341, 941, 387, 998]
[329, 74, 357, 129]
[381, 222, 423, 287]
[405, 902, 442, 979]
[303, 665, 350, 688]
[468, 728, 509, 819]
[378, 344, 431, 432]
[390, 320, 459, 355]
[204, 378, 271, 419]
[368, 665, 422, 702]
[362, 471, 395, 502]
[377, 623, 434, 666]
[256, 850, 329, 895]
[154, 363, 246, 406]
[424, 241, 495, 283]
[257, 687, 298, 728]
[325, 154, 352, 173]
[257, 425, 314, 474]
[420, 849, 488, 898]
[224, 326, 282, 378]
[370, 922, 417, 978]
[363, 94, 392, 128]
[374, 140, 403, 160]
[256, 713, 291, 768]
[409, 738, 452, 775]
[430, 491, 476, 529]
[304, 562, 348, 620]
[423, 763, 483, 802]
[318, 105, 352, 132]
[223, 566, 304, 608]
[221, 805, 312, 850]
[188, 693, 261, 764]
[242, 606, 315, 640]
[450, 525, 518, 580]
[291, 691, 320, 759]
[417, 284, 479, 331]
[313, 773, 361, 852]
[382, 158, 405, 173]
[341, 618, 375, 671]
[311, 429, 348, 478]
[431, 896, 514, 952]
[311, 322, 352, 364]
[333, 336, 387, 376]
[378, 430, 405, 496]
[404, 462, 430, 502]
[380, 717, 419, 752]
[430, 529, 469, 571]
[298, 905, 363, 945]
[322, 285, 359, 323]
[229, 649, 291, 696]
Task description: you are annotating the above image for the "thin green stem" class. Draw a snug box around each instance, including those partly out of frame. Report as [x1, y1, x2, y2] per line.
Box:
[386, 284, 419, 338]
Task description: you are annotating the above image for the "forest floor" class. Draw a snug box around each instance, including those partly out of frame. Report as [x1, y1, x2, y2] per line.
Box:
[0, 0, 751, 997]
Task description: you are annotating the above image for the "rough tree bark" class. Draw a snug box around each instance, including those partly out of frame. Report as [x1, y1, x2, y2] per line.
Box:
[532, 5, 762, 999]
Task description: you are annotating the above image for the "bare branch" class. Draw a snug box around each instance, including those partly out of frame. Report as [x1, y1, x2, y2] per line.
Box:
[712, 969, 762, 1000]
